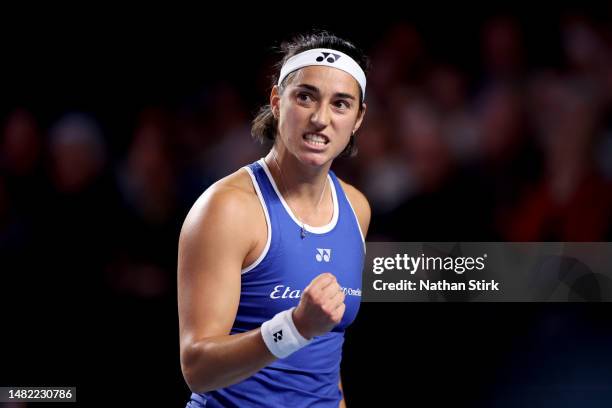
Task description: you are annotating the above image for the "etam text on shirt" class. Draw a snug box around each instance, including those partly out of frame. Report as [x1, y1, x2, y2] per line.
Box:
[269, 285, 362, 299]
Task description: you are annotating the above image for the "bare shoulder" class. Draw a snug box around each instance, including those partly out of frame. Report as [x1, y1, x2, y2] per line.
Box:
[338, 178, 370, 211]
[180, 168, 260, 243]
[338, 178, 371, 237]
[178, 168, 261, 347]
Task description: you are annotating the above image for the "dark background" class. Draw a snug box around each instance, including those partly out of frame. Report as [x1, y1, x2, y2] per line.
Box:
[2, 4, 612, 407]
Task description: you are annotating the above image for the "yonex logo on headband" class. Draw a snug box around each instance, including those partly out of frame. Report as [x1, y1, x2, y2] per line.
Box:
[278, 48, 367, 98]
[316, 52, 340, 63]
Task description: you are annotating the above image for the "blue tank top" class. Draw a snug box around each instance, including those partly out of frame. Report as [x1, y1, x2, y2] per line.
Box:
[187, 159, 365, 408]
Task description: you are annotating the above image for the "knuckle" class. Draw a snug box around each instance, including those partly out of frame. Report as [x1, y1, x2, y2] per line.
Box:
[302, 290, 313, 302]
[321, 304, 332, 316]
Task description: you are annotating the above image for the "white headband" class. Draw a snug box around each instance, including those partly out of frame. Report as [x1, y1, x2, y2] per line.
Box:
[277, 48, 366, 99]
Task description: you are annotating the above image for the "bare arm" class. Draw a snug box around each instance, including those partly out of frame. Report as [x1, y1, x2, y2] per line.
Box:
[178, 184, 277, 393]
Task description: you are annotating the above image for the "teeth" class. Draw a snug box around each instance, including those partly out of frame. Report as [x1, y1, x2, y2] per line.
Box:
[304, 133, 328, 145]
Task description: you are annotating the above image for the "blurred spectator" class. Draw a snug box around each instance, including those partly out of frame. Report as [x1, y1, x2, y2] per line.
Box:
[368, 23, 426, 100]
[173, 103, 217, 211]
[397, 96, 453, 194]
[41, 112, 121, 297]
[373, 95, 488, 240]
[49, 113, 107, 193]
[427, 64, 480, 163]
[561, 14, 609, 80]
[481, 16, 526, 83]
[463, 81, 541, 238]
[2, 109, 42, 177]
[110, 107, 177, 298]
[201, 83, 266, 180]
[505, 75, 612, 240]
[118, 108, 177, 225]
[1, 109, 45, 218]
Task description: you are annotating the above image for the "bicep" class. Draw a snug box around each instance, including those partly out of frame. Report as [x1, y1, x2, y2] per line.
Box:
[178, 190, 253, 350]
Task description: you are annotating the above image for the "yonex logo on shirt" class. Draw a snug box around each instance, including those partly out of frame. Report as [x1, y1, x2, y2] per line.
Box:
[273, 330, 283, 342]
[316, 248, 332, 262]
[316, 52, 340, 63]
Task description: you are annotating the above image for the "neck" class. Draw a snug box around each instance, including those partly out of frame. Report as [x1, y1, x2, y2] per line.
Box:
[264, 146, 331, 203]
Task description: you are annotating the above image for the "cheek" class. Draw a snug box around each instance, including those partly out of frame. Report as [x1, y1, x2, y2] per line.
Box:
[280, 106, 306, 135]
[338, 117, 357, 138]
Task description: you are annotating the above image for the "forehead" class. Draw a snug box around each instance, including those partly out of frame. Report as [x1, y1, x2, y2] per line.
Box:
[288, 66, 360, 97]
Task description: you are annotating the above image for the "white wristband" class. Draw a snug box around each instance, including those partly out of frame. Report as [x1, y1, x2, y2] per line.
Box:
[260, 307, 313, 359]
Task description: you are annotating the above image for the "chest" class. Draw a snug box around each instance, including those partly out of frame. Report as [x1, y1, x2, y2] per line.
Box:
[242, 231, 364, 330]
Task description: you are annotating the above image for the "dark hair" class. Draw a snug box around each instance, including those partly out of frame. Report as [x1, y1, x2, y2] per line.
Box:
[251, 30, 370, 157]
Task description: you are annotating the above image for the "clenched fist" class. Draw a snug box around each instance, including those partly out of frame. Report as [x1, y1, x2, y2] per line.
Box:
[292, 273, 346, 339]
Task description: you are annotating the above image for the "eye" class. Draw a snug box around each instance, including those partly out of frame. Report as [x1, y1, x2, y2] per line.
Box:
[297, 92, 313, 103]
[334, 100, 351, 110]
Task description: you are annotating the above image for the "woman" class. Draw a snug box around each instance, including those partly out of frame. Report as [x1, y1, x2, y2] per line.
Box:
[178, 31, 370, 407]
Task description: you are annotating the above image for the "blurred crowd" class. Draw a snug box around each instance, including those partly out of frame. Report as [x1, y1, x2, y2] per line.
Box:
[342, 16, 612, 242]
[4, 16, 612, 301]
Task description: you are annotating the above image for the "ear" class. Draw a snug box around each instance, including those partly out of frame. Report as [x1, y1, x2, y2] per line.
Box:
[352, 103, 367, 134]
[270, 85, 281, 119]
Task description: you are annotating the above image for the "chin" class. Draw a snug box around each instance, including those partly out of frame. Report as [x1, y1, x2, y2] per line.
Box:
[297, 151, 333, 167]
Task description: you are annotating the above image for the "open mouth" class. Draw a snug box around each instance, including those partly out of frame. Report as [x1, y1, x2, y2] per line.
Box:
[303, 133, 330, 146]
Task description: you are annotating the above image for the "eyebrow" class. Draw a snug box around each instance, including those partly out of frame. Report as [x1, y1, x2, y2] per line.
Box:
[295, 83, 357, 100]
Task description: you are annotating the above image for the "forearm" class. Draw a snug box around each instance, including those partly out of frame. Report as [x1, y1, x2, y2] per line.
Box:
[181, 328, 276, 393]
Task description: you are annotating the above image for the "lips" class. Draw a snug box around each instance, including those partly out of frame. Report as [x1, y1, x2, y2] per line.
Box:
[303, 132, 330, 147]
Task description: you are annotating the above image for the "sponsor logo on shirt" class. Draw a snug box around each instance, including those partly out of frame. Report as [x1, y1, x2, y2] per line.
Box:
[270, 285, 362, 299]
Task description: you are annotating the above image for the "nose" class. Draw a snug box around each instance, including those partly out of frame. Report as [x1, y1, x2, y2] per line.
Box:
[310, 103, 330, 129]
